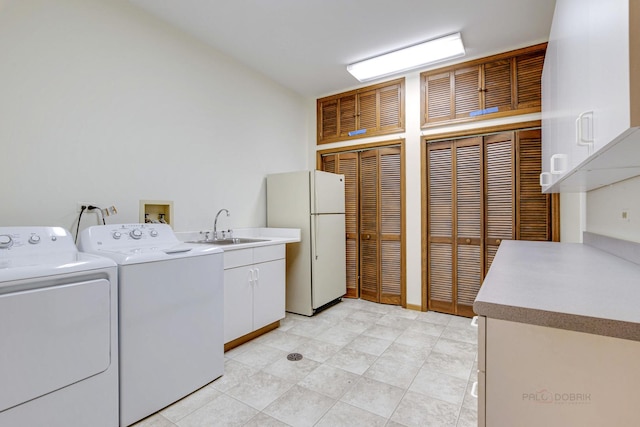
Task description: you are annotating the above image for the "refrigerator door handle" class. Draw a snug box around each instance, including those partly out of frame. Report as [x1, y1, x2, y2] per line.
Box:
[314, 214, 319, 260]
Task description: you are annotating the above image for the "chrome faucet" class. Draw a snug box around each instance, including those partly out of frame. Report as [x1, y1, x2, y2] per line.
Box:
[213, 209, 230, 240]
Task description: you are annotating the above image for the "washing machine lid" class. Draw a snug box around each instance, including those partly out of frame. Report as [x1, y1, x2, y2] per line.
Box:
[0, 227, 116, 284]
[78, 223, 222, 265]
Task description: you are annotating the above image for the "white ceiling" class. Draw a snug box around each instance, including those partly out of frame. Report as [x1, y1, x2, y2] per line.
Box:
[129, 0, 556, 98]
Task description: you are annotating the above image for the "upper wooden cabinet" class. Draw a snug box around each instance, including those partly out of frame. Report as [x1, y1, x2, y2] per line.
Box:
[317, 78, 405, 144]
[421, 44, 546, 128]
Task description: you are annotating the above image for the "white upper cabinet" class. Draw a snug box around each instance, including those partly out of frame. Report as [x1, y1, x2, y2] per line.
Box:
[541, 0, 640, 192]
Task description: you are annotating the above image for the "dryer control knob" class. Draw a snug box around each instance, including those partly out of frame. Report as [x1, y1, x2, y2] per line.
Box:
[0, 234, 12, 248]
[112, 232, 122, 239]
[28, 235, 41, 244]
[150, 230, 158, 237]
[130, 229, 143, 240]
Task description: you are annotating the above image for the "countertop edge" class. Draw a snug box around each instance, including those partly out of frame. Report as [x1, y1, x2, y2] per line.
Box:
[473, 301, 640, 342]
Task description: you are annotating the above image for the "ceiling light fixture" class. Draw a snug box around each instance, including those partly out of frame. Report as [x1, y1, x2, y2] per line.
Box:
[347, 32, 465, 82]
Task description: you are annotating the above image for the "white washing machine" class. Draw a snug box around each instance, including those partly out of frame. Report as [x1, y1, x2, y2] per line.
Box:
[0, 226, 118, 427]
[78, 223, 224, 427]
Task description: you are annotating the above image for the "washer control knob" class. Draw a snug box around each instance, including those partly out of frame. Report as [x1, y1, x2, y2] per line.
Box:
[150, 230, 158, 237]
[0, 234, 12, 249]
[113, 232, 122, 240]
[28, 235, 41, 244]
[130, 229, 143, 240]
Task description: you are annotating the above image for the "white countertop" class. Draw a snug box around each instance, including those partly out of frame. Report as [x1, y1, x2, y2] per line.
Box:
[175, 227, 300, 251]
[473, 239, 640, 341]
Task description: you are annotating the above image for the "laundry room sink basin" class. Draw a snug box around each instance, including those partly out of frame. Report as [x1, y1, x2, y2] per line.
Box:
[186, 237, 269, 245]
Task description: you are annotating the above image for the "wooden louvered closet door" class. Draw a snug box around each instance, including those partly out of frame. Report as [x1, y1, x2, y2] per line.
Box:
[360, 147, 402, 304]
[321, 153, 359, 298]
[426, 128, 554, 316]
[517, 129, 551, 240]
[426, 142, 454, 312]
[322, 147, 403, 305]
[484, 133, 515, 273]
[378, 148, 402, 304]
[427, 138, 482, 316]
[455, 138, 483, 316]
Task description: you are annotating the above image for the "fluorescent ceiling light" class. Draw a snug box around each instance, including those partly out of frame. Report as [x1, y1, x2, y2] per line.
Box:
[347, 32, 465, 82]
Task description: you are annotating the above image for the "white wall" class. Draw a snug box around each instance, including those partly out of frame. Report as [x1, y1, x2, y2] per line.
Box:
[0, 0, 309, 233]
[587, 176, 640, 242]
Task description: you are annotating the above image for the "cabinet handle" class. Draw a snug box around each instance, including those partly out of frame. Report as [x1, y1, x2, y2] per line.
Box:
[466, 238, 471, 243]
[550, 153, 568, 175]
[248, 269, 254, 285]
[495, 239, 501, 245]
[575, 111, 594, 155]
[539, 172, 552, 187]
[470, 316, 479, 327]
[254, 267, 259, 285]
[471, 381, 479, 398]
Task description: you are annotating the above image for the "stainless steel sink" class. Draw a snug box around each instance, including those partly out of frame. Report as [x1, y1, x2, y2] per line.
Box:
[186, 237, 269, 245]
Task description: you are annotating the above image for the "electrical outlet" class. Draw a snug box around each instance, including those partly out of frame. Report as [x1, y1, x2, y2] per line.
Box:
[621, 209, 630, 222]
[77, 202, 97, 213]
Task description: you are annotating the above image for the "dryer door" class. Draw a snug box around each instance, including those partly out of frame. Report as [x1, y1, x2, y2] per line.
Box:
[0, 279, 111, 412]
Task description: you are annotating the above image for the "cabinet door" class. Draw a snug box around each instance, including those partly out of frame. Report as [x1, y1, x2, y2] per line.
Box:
[317, 79, 404, 144]
[424, 71, 453, 124]
[379, 81, 404, 132]
[483, 59, 513, 113]
[252, 259, 286, 331]
[223, 266, 254, 343]
[357, 89, 377, 133]
[338, 93, 358, 138]
[454, 66, 481, 119]
[318, 98, 338, 141]
[515, 51, 544, 110]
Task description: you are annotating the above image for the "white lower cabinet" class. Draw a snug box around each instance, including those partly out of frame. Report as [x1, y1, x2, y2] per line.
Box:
[223, 245, 285, 344]
[478, 316, 640, 426]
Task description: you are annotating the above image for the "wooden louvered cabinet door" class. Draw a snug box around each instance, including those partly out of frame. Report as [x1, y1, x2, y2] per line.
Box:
[454, 66, 481, 119]
[455, 138, 483, 317]
[338, 93, 357, 139]
[359, 150, 378, 302]
[515, 50, 544, 110]
[318, 98, 339, 141]
[317, 79, 405, 144]
[483, 59, 513, 113]
[379, 147, 402, 305]
[424, 72, 453, 125]
[484, 133, 515, 274]
[426, 142, 455, 313]
[421, 43, 546, 127]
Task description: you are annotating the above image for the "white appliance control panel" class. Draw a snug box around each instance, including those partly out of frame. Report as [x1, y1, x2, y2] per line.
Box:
[0, 227, 75, 254]
[79, 224, 179, 252]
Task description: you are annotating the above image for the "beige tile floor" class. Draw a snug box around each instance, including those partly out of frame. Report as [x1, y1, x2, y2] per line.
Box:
[133, 298, 478, 427]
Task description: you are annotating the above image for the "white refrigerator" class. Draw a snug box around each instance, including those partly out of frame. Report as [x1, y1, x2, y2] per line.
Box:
[267, 170, 346, 316]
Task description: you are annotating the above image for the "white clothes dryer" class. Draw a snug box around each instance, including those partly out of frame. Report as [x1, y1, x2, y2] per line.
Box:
[0, 226, 118, 427]
[78, 223, 224, 427]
